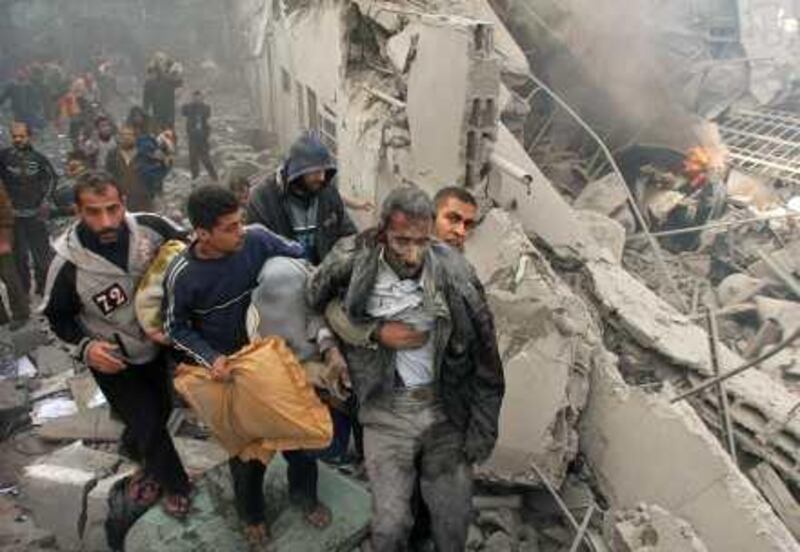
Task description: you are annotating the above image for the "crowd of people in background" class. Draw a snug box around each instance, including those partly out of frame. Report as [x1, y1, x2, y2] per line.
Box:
[0, 50, 504, 551]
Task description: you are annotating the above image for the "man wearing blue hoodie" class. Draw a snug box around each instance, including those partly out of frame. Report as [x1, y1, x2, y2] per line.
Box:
[246, 132, 357, 265]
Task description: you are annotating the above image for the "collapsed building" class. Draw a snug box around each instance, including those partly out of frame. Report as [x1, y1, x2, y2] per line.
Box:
[219, 0, 800, 549]
[1, 0, 799, 550]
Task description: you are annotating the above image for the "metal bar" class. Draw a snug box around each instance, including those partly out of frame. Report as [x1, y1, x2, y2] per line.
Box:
[627, 211, 800, 240]
[671, 326, 800, 403]
[530, 463, 598, 552]
[568, 504, 596, 552]
[707, 309, 738, 462]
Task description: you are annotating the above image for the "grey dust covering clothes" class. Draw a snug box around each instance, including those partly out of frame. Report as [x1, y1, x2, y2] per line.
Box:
[307, 230, 505, 464]
[247, 256, 333, 361]
[361, 391, 472, 551]
[42, 213, 185, 364]
[366, 251, 438, 387]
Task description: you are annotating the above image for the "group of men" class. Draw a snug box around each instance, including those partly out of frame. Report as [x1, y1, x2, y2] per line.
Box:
[39, 129, 504, 550]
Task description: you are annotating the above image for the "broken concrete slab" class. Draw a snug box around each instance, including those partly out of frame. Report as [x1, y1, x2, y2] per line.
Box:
[125, 456, 371, 551]
[749, 462, 800, 541]
[466, 210, 596, 486]
[581, 357, 800, 552]
[36, 406, 123, 442]
[20, 441, 122, 550]
[0, 380, 28, 425]
[573, 173, 629, 218]
[716, 273, 767, 307]
[10, 324, 49, 358]
[606, 503, 709, 552]
[585, 259, 800, 486]
[68, 373, 102, 411]
[30, 344, 75, 377]
[83, 467, 137, 552]
[575, 209, 626, 263]
[0, 495, 56, 552]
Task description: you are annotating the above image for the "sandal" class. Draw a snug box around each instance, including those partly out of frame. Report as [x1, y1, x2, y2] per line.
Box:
[243, 522, 270, 550]
[162, 492, 192, 519]
[303, 502, 332, 529]
[127, 473, 162, 508]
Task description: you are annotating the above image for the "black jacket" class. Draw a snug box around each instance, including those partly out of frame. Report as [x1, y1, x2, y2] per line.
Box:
[246, 134, 356, 265]
[307, 231, 505, 463]
[181, 101, 211, 141]
[0, 145, 57, 216]
[143, 74, 182, 129]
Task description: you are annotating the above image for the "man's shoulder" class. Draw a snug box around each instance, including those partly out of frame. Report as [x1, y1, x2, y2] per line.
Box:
[133, 212, 188, 242]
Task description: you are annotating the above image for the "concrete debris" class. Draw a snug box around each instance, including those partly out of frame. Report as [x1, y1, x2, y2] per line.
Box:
[749, 462, 800, 541]
[465, 210, 596, 487]
[125, 456, 371, 551]
[0, 380, 28, 430]
[716, 273, 767, 307]
[0, 495, 56, 552]
[605, 504, 709, 552]
[575, 210, 626, 263]
[36, 406, 124, 443]
[82, 468, 137, 552]
[20, 441, 121, 550]
[581, 357, 800, 552]
[29, 345, 75, 378]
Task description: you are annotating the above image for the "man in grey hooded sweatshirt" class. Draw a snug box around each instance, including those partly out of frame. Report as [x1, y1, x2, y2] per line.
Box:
[42, 170, 192, 517]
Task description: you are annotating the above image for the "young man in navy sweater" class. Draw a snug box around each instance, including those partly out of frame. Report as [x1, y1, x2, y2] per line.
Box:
[162, 185, 332, 544]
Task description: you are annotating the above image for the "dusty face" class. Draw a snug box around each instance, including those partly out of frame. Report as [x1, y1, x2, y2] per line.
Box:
[77, 185, 127, 244]
[384, 212, 432, 279]
[11, 123, 30, 149]
[435, 197, 477, 251]
[197, 209, 246, 255]
[118, 127, 135, 150]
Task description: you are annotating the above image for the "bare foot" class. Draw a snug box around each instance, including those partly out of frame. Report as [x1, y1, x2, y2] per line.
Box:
[304, 502, 332, 529]
[244, 522, 270, 550]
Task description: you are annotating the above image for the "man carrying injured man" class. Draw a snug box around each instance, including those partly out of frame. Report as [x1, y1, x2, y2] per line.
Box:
[163, 185, 345, 546]
[307, 186, 504, 551]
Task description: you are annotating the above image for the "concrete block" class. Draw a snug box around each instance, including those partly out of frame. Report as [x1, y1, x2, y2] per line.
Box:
[581, 358, 800, 552]
[83, 468, 137, 552]
[0, 495, 56, 551]
[466, 210, 596, 486]
[573, 173, 629, 217]
[126, 456, 371, 551]
[20, 441, 121, 550]
[585, 259, 800, 485]
[575, 210, 626, 263]
[386, 26, 415, 72]
[31, 345, 75, 377]
[607, 504, 709, 552]
[36, 406, 124, 443]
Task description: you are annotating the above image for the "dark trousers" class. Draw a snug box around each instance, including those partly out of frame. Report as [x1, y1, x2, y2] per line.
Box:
[229, 450, 319, 525]
[91, 356, 190, 495]
[13, 217, 51, 295]
[0, 252, 29, 325]
[188, 137, 217, 181]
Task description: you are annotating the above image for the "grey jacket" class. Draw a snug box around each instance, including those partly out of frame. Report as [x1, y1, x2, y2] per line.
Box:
[44, 213, 179, 364]
[307, 230, 505, 463]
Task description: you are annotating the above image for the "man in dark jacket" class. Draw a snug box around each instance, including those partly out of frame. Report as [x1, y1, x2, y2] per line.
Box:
[163, 185, 333, 545]
[246, 132, 357, 265]
[0, 69, 44, 132]
[181, 90, 217, 181]
[143, 66, 183, 130]
[0, 122, 57, 294]
[307, 187, 504, 552]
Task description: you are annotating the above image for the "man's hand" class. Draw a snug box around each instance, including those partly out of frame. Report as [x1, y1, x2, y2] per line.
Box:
[323, 346, 351, 400]
[376, 322, 428, 350]
[210, 356, 232, 382]
[86, 341, 126, 374]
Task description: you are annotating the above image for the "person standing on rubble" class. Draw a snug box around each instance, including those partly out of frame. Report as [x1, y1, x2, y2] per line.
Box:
[41, 170, 193, 518]
[246, 132, 357, 265]
[246, 131, 360, 464]
[0, 121, 57, 296]
[181, 90, 218, 182]
[162, 185, 335, 545]
[143, 58, 183, 130]
[105, 124, 153, 213]
[307, 186, 505, 551]
[0, 68, 44, 132]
